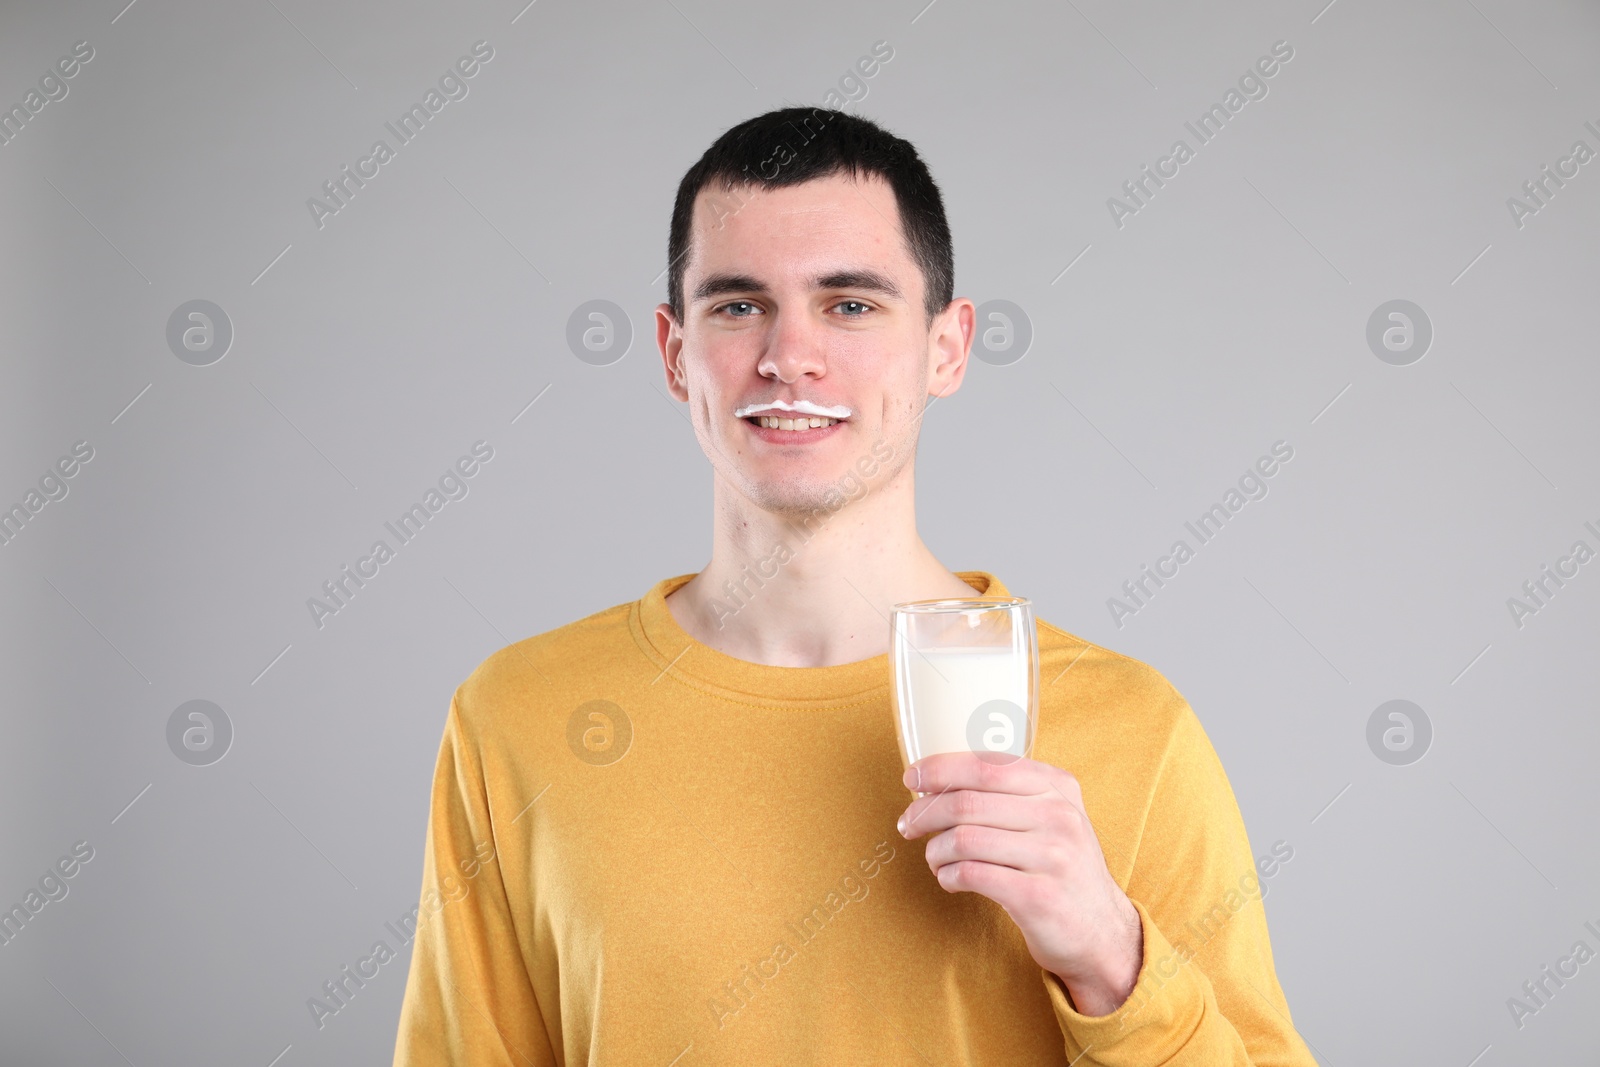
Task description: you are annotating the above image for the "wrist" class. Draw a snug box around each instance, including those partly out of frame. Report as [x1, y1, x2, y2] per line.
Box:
[1058, 897, 1144, 1017]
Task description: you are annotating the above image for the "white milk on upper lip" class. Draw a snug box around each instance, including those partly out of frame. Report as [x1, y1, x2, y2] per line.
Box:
[734, 399, 853, 419]
[896, 646, 1030, 763]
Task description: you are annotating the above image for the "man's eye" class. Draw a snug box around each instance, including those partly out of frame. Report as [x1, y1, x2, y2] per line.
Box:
[836, 300, 871, 316]
[719, 301, 759, 317]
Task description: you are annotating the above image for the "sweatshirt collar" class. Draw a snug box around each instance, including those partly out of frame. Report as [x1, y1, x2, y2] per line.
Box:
[630, 571, 1010, 708]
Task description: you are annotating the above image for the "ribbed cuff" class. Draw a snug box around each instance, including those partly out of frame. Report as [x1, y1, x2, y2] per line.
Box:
[1043, 897, 1209, 1064]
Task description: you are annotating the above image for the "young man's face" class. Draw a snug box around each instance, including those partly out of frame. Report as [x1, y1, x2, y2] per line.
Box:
[655, 171, 972, 517]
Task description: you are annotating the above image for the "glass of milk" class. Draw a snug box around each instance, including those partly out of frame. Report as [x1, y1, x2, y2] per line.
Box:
[889, 596, 1038, 791]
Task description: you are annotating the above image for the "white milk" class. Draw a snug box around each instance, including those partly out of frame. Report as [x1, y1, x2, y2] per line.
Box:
[896, 646, 1030, 764]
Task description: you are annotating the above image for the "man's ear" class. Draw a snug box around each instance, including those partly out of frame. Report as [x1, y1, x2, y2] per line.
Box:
[655, 302, 689, 401]
[928, 298, 975, 399]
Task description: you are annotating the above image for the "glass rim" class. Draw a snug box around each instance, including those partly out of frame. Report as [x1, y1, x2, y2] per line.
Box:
[890, 595, 1031, 614]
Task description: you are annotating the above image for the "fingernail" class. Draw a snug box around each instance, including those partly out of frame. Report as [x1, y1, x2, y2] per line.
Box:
[896, 814, 906, 836]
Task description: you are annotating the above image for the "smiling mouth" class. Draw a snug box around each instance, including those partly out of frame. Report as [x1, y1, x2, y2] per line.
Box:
[745, 415, 841, 430]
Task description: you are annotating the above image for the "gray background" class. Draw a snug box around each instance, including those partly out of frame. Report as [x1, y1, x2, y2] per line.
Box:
[2, 0, 1597, 1062]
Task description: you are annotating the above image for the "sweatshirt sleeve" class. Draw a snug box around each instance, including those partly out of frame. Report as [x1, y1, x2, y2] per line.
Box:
[1042, 683, 1320, 1066]
[393, 691, 558, 1067]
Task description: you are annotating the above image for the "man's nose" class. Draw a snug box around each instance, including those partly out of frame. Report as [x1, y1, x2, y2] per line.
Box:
[756, 309, 827, 382]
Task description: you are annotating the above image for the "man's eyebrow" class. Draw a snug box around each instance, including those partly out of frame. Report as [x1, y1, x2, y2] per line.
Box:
[813, 269, 904, 301]
[690, 269, 905, 304]
[692, 273, 765, 303]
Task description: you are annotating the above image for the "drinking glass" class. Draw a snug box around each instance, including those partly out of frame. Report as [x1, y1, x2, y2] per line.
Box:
[889, 596, 1038, 792]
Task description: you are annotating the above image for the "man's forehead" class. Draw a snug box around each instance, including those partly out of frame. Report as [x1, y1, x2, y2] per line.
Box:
[686, 173, 912, 282]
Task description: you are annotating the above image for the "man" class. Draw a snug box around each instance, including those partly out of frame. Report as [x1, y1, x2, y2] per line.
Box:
[393, 107, 1317, 1065]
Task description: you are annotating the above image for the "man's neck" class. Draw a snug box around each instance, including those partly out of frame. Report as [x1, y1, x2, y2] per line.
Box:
[665, 467, 978, 667]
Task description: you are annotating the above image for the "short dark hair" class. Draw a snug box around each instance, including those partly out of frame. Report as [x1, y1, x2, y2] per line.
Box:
[667, 107, 954, 327]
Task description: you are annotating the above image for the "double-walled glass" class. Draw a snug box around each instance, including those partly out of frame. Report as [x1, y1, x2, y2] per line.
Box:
[889, 596, 1038, 792]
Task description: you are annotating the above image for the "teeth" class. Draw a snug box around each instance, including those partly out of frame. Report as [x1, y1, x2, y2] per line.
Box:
[757, 416, 836, 430]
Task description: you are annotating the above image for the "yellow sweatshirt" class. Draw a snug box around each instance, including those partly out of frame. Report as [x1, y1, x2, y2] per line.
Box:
[393, 572, 1317, 1065]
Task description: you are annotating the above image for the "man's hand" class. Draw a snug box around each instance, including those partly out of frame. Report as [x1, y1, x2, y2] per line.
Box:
[897, 752, 1144, 1017]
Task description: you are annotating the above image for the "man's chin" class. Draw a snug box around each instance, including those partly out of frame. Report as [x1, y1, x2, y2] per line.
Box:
[742, 480, 856, 517]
